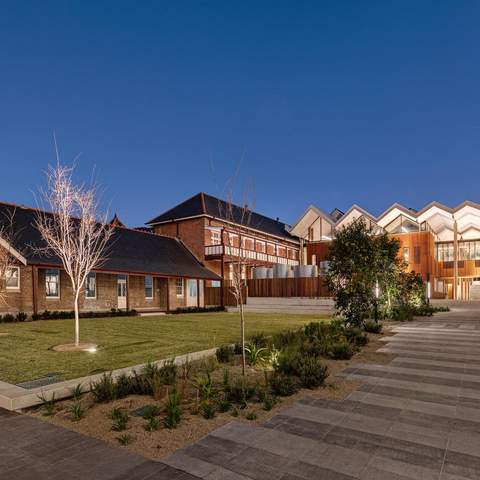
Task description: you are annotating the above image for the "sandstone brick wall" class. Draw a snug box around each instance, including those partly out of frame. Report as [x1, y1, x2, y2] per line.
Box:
[0, 267, 203, 315]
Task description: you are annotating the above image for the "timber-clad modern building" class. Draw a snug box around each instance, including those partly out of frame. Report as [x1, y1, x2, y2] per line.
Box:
[290, 201, 480, 301]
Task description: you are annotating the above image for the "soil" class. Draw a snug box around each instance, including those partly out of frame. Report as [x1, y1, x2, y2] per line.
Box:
[51, 343, 98, 352]
[28, 327, 396, 460]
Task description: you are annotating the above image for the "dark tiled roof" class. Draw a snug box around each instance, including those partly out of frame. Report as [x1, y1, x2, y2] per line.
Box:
[147, 192, 298, 242]
[0, 202, 219, 280]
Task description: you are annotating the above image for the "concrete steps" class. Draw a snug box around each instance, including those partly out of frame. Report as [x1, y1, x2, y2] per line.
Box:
[227, 296, 334, 315]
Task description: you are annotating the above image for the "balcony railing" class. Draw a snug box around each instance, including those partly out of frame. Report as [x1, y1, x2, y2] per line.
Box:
[205, 244, 299, 266]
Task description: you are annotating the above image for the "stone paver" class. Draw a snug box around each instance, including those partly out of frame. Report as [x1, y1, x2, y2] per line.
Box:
[165, 304, 480, 479]
[0, 409, 200, 479]
[3, 304, 480, 479]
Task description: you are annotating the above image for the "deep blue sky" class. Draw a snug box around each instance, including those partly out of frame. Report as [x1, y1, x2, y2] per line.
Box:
[1, 1, 479, 227]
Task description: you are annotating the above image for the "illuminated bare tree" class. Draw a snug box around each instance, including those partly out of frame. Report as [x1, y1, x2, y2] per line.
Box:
[0, 209, 21, 308]
[221, 184, 255, 376]
[36, 164, 114, 347]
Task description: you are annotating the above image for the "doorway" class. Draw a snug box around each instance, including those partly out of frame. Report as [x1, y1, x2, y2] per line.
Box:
[117, 275, 127, 309]
[186, 279, 198, 307]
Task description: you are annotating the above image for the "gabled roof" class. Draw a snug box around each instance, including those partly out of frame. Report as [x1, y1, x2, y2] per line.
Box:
[0, 202, 220, 280]
[289, 205, 335, 238]
[147, 192, 298, 242]
[334, 204, 378, 228]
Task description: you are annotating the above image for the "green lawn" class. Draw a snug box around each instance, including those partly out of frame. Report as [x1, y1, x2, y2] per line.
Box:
[0, 312, 329, 384]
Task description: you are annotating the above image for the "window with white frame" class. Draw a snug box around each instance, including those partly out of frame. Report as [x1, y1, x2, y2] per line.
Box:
[45, 269, 60, 298]
[5, 266, 20, 290]
[85, 272, 97, 299]
[211, 230, 221, 245]
[176, 278, 184, 296]
[145, 275, 153, 299]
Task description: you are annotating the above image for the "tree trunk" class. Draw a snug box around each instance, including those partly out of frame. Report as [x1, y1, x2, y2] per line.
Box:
[74, 293, 80, 346]
[239, 290, 246, 376]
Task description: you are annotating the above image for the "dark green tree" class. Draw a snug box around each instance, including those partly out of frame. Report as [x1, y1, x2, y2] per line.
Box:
[326, 218, 406, 326]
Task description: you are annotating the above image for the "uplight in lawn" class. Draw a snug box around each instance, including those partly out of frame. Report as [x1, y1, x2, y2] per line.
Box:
[87, 347, 97, 353]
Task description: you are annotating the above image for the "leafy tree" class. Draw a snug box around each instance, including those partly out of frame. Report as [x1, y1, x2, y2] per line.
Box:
[326, 218, 406, 326]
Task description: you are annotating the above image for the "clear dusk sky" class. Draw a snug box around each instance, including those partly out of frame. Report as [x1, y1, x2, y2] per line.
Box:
[1, 1, 479, 227]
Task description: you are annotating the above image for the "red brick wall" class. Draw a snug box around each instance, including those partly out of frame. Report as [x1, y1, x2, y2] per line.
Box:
[154, 218, 206, 261]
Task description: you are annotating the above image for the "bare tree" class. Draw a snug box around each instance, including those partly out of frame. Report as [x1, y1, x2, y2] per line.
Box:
[221, 183, 255, 376]
[0, 209, 22, 308]
[36, 164, 114, 347]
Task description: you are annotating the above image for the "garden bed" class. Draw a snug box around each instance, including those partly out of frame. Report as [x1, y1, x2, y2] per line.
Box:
[28, 321, 394, 460]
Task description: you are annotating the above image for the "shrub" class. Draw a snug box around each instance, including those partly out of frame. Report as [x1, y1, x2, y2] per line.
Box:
[110, 408, 129, 431]
[216, 345, 235, 363]
[245, 411, 257, 421]
[269, 373, 298, 397]
[158, 359, 177, 385]
[91, 374, 116, 403]
[16, 312, 28, 322]
[328, 341, 354, 360]
[391, 305, 413, 322]
[218, 398, 232, 413]
[344, 327, 368, 347]
[271, 329, 304, 349]
[70, 384, 84, 401]
[144, 416, 160, 432]
[245, 342, 267, 366]
[194, 373, 214, 400]
[117, 434, 133, 446]
[231, 407, 239, 417]
[164, 390, 182, 428]
[296, 356, 328, 388]
[115, 374, 134, 399]
[69, 402, 84, 422]
[2, 314, 15, 323]
[173, 306, 225, 314]
[37, 392, 56, 416]
[130, 370, 153, 396]
[229, 377, 256, 405]
[234, 342, 243, 355]
[364, 320, 383, 334]
[262, 393, 276, 411]
[201, 400, 216, 419]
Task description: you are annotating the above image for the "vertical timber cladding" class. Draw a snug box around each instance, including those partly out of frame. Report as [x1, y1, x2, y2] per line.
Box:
[390, 231, 436, 281]
[306, 241, 331, 265]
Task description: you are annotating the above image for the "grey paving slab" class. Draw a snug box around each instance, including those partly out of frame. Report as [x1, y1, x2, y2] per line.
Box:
[0, 413, 199, 479]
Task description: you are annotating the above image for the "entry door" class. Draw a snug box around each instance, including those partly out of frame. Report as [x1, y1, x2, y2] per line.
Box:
[186, 279, 198, 307]
[117, 275, 127, 309]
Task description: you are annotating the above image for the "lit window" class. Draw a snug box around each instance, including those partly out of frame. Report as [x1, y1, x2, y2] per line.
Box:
[211, 230, 221, 245]
[5, 266, 20, 290]
[45, 269, 60, 298]
[145, 275, 153, 299]
[85, 272, 96, 299]
[176, 278, 184, 296]
[403, 247, 409, 263]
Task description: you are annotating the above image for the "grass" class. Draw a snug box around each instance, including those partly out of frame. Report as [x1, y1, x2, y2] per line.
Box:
[0, 312, 329, 384]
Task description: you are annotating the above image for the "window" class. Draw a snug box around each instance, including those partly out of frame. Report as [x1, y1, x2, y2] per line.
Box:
[144, 275, 153, 299]
[211, 230, 221, 245]
[5, 266, 20, 290]
[436, 243, 454, 262]
[85, 272, 96, 299]
[403, 247, 409, 263]
[211, 280, 221, 288]
[45, 269, 60, 298]
[176, 278, 184, 296]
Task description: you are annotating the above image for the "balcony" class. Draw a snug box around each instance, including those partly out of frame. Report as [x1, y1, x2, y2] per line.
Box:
[205, 245, 299, 266]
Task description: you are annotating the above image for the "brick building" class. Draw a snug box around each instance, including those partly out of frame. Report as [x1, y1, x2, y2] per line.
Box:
[146, 192, 300, 283]
[0, 202, 220, 315]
